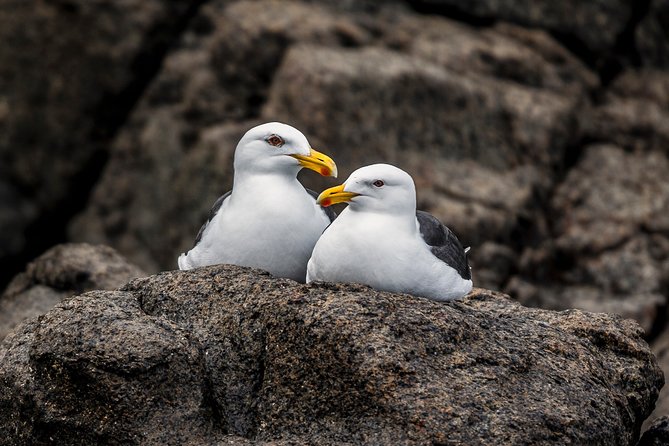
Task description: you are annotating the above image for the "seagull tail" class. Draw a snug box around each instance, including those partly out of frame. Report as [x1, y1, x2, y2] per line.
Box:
[177, 252, 191, 270]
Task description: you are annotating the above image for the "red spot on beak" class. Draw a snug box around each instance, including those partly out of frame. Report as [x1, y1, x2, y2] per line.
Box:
[321, 198, 332, 207]
[320, 167, 330, 176]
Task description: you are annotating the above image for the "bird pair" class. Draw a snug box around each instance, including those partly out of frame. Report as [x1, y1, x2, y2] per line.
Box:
[178, 122, 472, 301]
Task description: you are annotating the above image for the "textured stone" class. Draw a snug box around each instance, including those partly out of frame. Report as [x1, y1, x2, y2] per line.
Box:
[0, 0, 199, 266]
[584, 70, 669, 154]
[637, 0, 669, 68]
[264, 44, 579, 172]
[70, 1, 594, 275]
[0, 265, 662, 445]
[552, 145, 669, 255]
[643, 329, 669, 432]
[507, 145, 669, 335]
[0, 243, 144, 340]
[405, 0, 634, 56]
[68, 0, 372, 272]
[639, 416, 669, 445]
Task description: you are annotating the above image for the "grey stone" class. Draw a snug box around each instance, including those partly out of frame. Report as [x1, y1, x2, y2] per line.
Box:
[0, 0, 199, 264]
[584, 70, 669, 154]
[0, 264, 662, 445]
[403, 0, 634, 55]
[507, 145, 669, 335]
[637, 0, 669, 68]
[0, 243, 144, 340]
[70, 1, 593, 277]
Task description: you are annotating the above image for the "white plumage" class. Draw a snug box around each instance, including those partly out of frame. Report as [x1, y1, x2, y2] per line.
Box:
[178, 122, 337, 282]
[307, 164, 472, 301]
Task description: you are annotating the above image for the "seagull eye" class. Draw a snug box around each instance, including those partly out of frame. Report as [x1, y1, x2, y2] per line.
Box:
[372, 180, 384, 187]
[266, 134, 285, 147]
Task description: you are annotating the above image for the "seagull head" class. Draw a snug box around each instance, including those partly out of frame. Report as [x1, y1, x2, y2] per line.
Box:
[317, 164, 416, 215]
[233, 122, 337, 178]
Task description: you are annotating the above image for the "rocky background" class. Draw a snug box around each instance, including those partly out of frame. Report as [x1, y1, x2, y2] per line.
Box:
[1, 0, 669, 443]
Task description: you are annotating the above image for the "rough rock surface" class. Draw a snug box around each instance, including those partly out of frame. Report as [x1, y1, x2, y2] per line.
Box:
[637, 0, 669, 68]
[0, 0, 200, 279]
[0, 243, 144, 340]
[639, 416, 669, 446]
[584, 70, 669, 154]
[0, 264, 663, 445]
[70, 1, 592, 280]
[405, 0, 635, 57]
[644, 329, 669, 431]
[507, 145, 669, 336]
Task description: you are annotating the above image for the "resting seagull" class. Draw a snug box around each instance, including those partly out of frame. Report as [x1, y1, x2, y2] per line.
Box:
[178, 122, 337, 282]
[307, 164, 472, 300]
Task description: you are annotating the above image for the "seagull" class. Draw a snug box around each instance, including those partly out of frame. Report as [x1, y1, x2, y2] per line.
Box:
[178, 122, 337, 282]
[307, 164, 472, 300]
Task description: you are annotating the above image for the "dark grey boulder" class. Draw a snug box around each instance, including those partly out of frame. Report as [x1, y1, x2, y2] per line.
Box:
[508, 145, 669, 335]
[637, 0, 669, 68]
[639, 416, 669, 446]
[0, 243, 144, 340]
[0, 264, 662, 445]
[0, 0, 199, 273]
[403, 0, 634, 57]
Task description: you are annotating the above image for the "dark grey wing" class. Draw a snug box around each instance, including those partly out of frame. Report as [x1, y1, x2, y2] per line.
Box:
[191, 191, 231, 248]
[416, 210, 471, 280]
[306, 188, 337, 222]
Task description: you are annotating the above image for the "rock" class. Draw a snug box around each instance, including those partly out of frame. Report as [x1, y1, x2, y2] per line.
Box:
[0, 0, 200, 273]
[640, 417, 669, 445]
[68, 0, 372, 272]
[0, 265, 662, 444]
[550, 145, 669, 260]
[405, 0, 634, 57]
[637, 0, 669, 68]
[584, 70, 669, 153]
[643, 329, 669, 432]
[70, 0, 594, 277]
[392, 16, 598, 96]
[506, 145, 669, 334]
[468, 242, 518, 291]
[264, 44, 579, 172]
[0, 243, 144, 340]
[506, 278, 666, 337]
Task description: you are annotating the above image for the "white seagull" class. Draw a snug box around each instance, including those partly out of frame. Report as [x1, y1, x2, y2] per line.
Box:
[178, 122, 337, 282]
[307, 164, 472, 300]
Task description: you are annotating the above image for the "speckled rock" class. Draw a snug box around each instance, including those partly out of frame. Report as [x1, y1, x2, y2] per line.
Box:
[639, 416, 669, 446]
[404, 0, 634, 57]
[0, 243, 144, 340]
[508, 145, 669, 335]
[583, 70, 669, 154]
[637, 0, 669, 68]
[0, 0, 198, 271]
[69, 0, 592, 280]
[0, 264, 662, 445]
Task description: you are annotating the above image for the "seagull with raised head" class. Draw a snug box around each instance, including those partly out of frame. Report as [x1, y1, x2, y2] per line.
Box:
[307, 163, 472, 300]
[178, 122, 337, 282]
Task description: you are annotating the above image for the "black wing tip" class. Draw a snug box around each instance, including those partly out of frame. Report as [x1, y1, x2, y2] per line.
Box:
[192, 191, 230, 248]
[418, 210, 471, 280]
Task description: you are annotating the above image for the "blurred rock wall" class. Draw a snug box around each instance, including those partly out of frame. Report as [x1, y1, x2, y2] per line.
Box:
[2, 0, 669, 431]
[1, 0, 669, 407]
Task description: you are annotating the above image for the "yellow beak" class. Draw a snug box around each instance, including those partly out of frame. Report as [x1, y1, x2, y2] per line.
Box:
[290, 148, 338, 177]
[317, 184, 359, 207]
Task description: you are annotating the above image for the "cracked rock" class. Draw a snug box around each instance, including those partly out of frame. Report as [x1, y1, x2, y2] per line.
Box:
[0, 264, 662, 445]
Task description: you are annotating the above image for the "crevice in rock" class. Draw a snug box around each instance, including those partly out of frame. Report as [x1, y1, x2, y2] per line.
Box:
[249, 331, 269, 440]
[0, 149, 108, 293]
[647, 297, 668, 343]
[600, 0, 652, 87]
[405, 1, 497, 27]
[0, 0, 210, 292]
